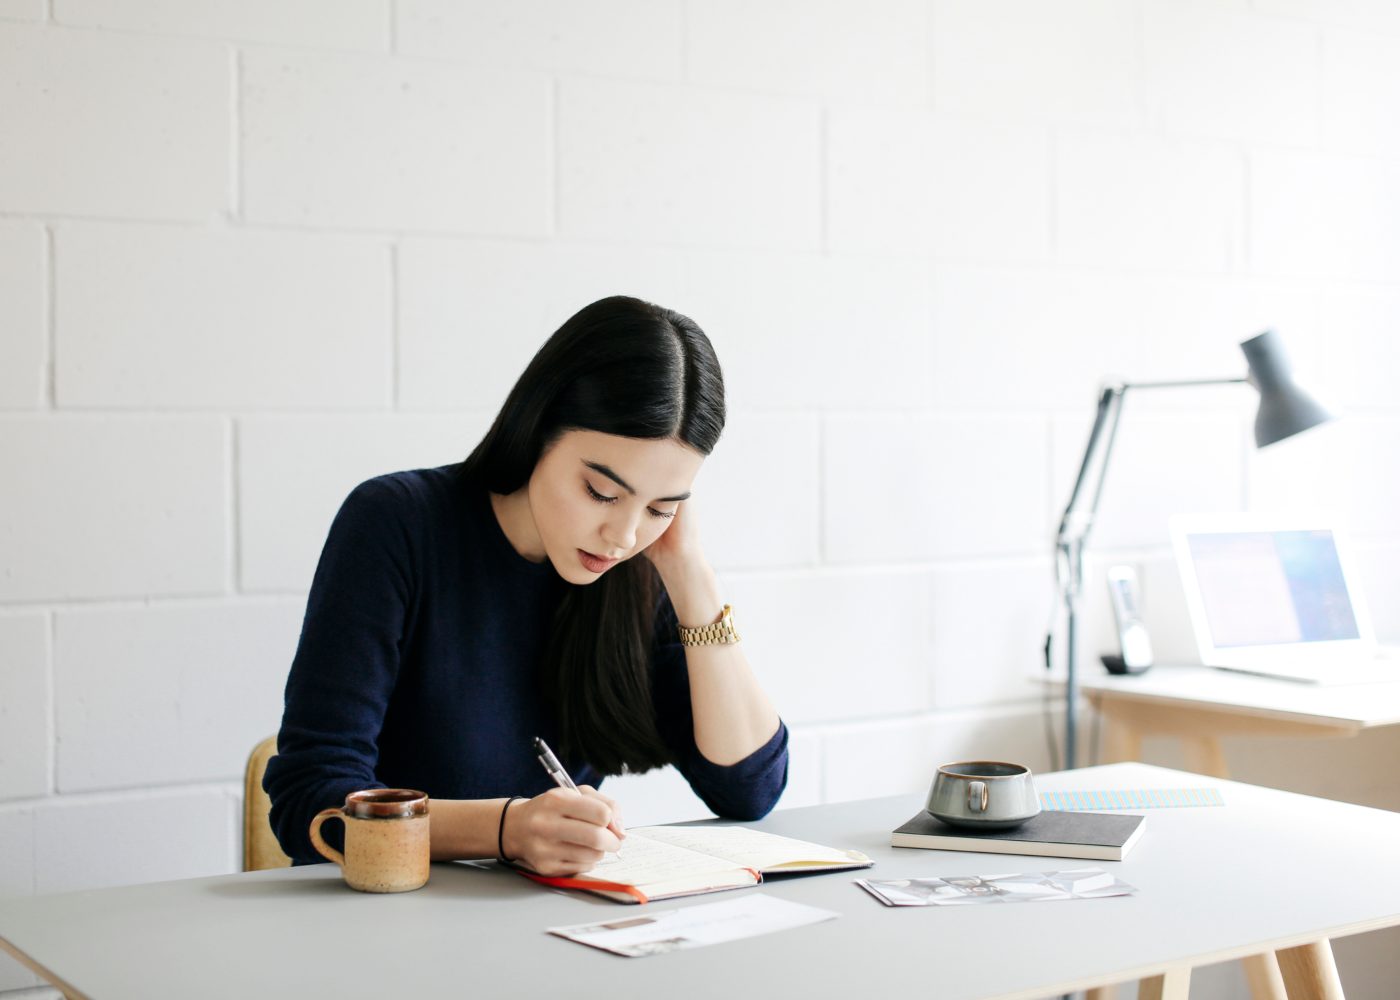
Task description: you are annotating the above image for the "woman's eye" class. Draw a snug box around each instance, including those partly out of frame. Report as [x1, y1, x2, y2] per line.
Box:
[585, 482, 616, 504]
[648, 508, 676, 521]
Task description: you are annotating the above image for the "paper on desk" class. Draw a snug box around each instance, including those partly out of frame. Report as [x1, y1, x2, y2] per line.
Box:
[857, 868, 1138, 907]
[547, 895, 838, 957]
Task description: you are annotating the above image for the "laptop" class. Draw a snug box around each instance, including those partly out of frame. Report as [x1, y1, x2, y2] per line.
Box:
[1170, 513, 1400, 685]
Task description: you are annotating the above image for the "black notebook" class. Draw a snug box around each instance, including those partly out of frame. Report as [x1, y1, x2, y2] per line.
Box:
[891, 810, 1146, 861]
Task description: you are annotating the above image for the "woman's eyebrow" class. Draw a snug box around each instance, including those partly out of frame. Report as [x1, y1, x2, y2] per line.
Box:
[582, 460, 691, 503]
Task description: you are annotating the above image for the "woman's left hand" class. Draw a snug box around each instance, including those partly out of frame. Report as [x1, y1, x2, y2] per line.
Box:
[640, 499, 703, 584]
[640, 499, 725, 626]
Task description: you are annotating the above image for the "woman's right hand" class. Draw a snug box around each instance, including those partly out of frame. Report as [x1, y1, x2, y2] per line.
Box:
[501, 786, 625, 876]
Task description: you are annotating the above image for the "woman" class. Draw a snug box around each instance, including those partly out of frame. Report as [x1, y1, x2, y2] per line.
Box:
[265, 295, 787, 877]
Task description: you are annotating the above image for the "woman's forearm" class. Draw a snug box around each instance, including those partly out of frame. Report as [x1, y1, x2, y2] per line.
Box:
[428, 797, 515, 861]
[666, 563, 781, 766]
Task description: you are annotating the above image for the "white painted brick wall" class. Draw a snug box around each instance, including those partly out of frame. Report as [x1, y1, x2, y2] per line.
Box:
[1143, 1, 1320, 147]
[53, 0, 388, 50]
[0, 223, 43, 409]
[694, 412, 820, 571]
[33, 790, 232, 893]
[55, 224, 391, 409]
[0, 24, 227, 221]
[827, 108, 1051, 260]
[928, 559, 1053, 709]
[241, 49, 553, 235]
[0, 615, 48, 802]
[396, 238, 692, 411]
[558, 77, 821, 249]
[0, 808, 37, 991]
[682, 252, 935, 410]
[725, 569, 933, 725]
[826, 413, 1048, 561]
[1050, 412, 1248, 550]
[1250, 151, 1400, 281]
[395, 0, 682, 80]
[0, 417, 227, 602]
[238, 414, 491, 592]
[1255, 0, 1400, 36]
[1056, 130, 1244, 272]
[1321, 29, 1400, 157]
[4, 4, 1400, 996]
[822, 706, 1052, 803]
[53, 601, 302, 792]
[687, 0, 929, 105]
[930, 0, 1139, 124]
[0, 1, 42, 22]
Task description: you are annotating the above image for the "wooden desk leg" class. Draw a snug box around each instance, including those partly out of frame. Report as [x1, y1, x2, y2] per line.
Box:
[1100, 713, 1143, 765]
[1276, 940, 1345, 1000]
[1181, 735, 1229, 780]
[1242, 951, 1287, 1000]
[1139, 966, 1191, 1000]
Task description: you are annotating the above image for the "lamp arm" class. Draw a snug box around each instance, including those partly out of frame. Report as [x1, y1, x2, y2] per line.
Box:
[1056, 374, 1249, 555]
[1056, 385, 1127, 559]
[1050, 371, 1250, 769]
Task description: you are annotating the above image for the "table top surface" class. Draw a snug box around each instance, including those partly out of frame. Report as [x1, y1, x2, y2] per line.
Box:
[5, 763, 1400, 1000]
[1044, 663, 1400, 728]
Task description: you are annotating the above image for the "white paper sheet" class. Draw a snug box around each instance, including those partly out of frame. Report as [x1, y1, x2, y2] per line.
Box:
[547, 894, 839, 957]
[856, 868, 1138, 906]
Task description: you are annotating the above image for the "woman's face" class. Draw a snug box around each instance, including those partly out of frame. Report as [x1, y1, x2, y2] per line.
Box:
[526, 429, 705, 584]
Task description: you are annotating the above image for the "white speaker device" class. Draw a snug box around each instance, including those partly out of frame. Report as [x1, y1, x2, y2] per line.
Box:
[1104, 565, 1153, 675]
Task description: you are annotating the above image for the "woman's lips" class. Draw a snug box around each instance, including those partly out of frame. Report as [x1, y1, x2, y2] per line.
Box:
[578, 549, 619, 573]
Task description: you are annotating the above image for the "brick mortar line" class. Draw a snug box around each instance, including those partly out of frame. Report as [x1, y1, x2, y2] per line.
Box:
[42, 225, 55, 409]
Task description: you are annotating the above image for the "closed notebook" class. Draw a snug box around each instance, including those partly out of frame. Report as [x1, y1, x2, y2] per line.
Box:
[516, 825, 872, 904]
[891, 810, 1146, 862]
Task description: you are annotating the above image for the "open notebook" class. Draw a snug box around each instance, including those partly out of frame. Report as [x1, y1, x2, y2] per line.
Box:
[514, 825, 873, 904]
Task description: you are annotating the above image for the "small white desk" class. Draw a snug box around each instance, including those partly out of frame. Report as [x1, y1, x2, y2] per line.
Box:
[4, 764, 1400, 1000]
[1067, 665, 1400, 778]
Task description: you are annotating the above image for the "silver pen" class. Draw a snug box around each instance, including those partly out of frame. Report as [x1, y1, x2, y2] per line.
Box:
[533, 736, 578, 792]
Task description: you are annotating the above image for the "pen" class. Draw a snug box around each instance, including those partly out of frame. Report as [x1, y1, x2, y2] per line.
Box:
[533, 736, 578, 792]
[534, 736, 625, 839]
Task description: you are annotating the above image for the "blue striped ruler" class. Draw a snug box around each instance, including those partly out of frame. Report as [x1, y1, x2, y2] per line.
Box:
[1039, 787, 1224, 811]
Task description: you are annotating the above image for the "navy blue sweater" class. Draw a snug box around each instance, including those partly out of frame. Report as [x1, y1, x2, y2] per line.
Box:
[265, 463, 789, 863]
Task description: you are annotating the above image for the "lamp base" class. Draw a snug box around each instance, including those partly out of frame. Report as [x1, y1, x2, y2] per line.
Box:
[1100, 653, 1151, 676]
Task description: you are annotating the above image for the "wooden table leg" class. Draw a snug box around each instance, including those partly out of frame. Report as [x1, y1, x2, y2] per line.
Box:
[1242, 951, 1287, 1000]
[1139, 966, 1191, 1000]
[1181, 735, 1229, 780]
[1276, 940, 1345, 1000]
[1100, 712, 1143, 765]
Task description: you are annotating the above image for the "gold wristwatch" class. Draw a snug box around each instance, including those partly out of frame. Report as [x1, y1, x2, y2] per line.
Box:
[678, 604, 741, 647]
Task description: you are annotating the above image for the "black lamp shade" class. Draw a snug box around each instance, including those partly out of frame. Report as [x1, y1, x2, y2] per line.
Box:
[1241, 330, 1334, 447]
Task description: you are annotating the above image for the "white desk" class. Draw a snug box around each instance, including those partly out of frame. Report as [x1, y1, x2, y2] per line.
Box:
[4, 764, 1400, 1000]
[1063, 665, 1400, 778]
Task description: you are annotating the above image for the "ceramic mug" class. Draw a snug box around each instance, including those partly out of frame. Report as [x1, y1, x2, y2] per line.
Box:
[309, 789, 431, 893]
[926, 761, 1040, 830]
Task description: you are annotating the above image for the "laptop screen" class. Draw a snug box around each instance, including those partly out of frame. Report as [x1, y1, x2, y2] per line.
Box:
[1186, 529, 1361, 648]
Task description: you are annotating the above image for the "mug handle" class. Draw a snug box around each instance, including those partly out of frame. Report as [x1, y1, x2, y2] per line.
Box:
[309, 808, 346, 867]
[967, 781, 989, 814]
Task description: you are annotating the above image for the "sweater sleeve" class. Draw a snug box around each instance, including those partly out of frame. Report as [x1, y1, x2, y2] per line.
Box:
[649, 594, 789, 821]
[263, 476, 417, 863]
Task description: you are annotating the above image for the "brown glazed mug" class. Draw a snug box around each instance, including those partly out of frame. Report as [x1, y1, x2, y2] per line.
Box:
[309, 789, 431, 893]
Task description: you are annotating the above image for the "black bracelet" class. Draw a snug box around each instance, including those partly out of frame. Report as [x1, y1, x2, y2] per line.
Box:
[497, 796, 524, 863]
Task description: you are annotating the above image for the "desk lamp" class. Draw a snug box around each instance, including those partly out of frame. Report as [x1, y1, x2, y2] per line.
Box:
[1052, 330, 1333, 768]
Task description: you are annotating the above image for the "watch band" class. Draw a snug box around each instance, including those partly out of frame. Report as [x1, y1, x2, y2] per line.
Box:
[678, 604, 741, 647]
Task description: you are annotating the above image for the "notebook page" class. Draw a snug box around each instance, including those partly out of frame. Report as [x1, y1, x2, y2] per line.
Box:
[633, 826, 867, 871]
[582, 831, 751, 887]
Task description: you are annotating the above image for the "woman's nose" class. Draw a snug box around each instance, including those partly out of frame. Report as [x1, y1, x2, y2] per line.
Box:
[601, 509, 639, 552]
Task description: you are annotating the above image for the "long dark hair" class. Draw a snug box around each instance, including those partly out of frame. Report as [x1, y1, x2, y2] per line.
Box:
[460, 295, 725, 775]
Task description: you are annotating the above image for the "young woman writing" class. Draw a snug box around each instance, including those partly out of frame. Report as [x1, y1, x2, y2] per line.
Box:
[264, 296, 787, 877]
